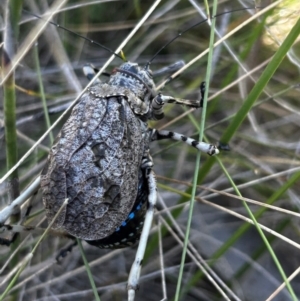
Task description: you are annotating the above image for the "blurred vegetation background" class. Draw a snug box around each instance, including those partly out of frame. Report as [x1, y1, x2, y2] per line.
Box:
[1, 0, 300, 300]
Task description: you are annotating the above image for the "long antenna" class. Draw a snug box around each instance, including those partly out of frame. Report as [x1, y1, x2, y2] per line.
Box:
[24, 6, 262, 68]
[146, 7, 261, 67]
[23, 10, 124, 61]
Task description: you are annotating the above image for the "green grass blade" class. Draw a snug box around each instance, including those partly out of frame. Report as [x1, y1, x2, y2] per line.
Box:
[33, 44, 54, 144]
[217, 158, 297, 300]
[174, 1, 218, 300]
[77, 239, 101, 301]
[221, 16, 300, 144]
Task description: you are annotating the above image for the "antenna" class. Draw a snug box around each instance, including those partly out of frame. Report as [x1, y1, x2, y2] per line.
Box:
[24, 6, 262, 70]
[146, 7, 261, 67]
[23, 10, 124, 61]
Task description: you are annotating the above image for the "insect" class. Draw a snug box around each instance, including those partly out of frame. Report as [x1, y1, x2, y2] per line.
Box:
[40, 61, 218, 247]
[38, 58, 218, 299]
[2, 2, 298, 301]
[0, 57, 218, 300]
[0, 3, 226, 300]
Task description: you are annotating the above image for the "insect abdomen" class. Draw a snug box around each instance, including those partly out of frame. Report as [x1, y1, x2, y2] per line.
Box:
[86, 169, 149, 248]
[41, 86, 147, 242]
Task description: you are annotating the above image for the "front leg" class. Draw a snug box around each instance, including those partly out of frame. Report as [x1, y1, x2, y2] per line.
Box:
[150, 82, 205, 120]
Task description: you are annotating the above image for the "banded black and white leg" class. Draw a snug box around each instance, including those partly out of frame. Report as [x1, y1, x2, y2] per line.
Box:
[151, 81, 206, 120]
[83, 63, 111, 83]
[150, 129, 219, 156]
[127, 152, 157, 301]
[127, 133, 217, 300]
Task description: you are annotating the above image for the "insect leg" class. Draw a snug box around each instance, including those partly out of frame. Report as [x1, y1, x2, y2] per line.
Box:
[127, 156, 157, 301]
[152, 60, 185, 77]
[83, 64, 101, 83]
[0, 227, 19, 246]
[151, 94, 200, 120]
[151, 82, 206, 120]
[56, 241, 77, 262]
[0, 224, 36, 246]
[150, 129, 219, 156]
[0, 176, 40, 225]
[83, 63, 112, 82]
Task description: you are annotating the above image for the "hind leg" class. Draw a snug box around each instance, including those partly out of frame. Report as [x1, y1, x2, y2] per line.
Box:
[127, 153, 157, 301]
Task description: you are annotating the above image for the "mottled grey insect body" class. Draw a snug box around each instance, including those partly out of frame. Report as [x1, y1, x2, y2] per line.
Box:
[40, 61, 218, 248]
[41, 62, 154, 242]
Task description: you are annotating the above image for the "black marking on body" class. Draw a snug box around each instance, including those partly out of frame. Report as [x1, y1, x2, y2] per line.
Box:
[191, 140, 199, 147]
[181, 135, 187, 142]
